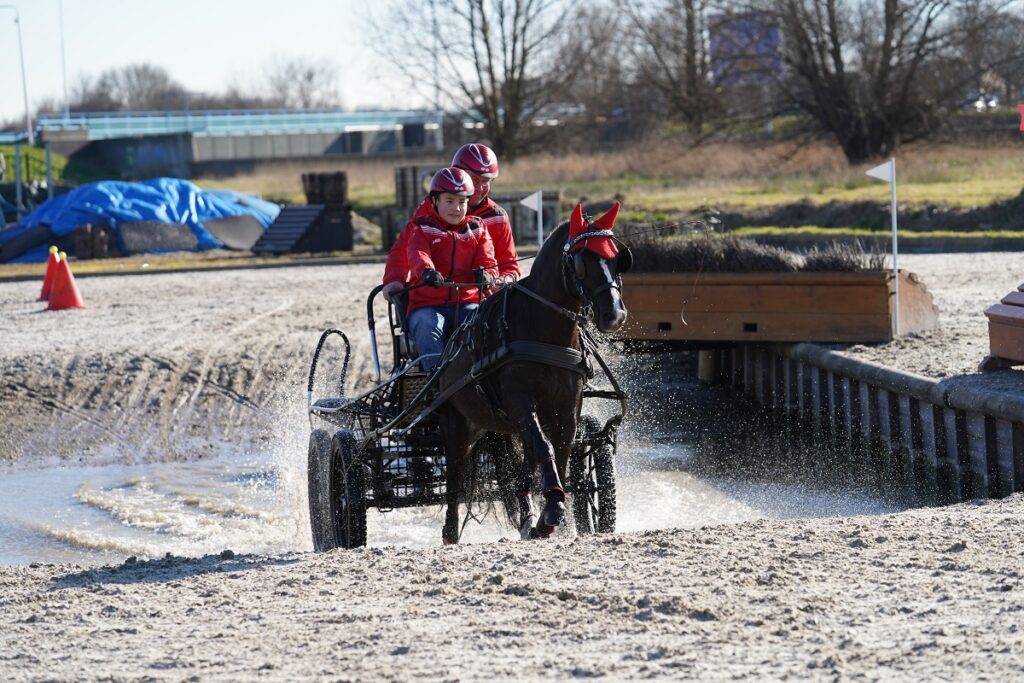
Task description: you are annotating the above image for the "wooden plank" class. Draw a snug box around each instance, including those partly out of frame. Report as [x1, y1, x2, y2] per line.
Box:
[622, 284, 888, 314]
[624, 311, 892, 342]
[995, 420, 1016, 498]
[896, 271, 939, 336]
[985, 304, 1024, 326]
[1001, 291, 1024, 307]
[942, 408, 964, 502]
[989, 321, 1024, 363]
[965, 412, 989, 499]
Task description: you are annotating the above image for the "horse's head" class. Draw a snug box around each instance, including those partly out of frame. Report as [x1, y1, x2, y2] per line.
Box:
[564, 202, 631, 333]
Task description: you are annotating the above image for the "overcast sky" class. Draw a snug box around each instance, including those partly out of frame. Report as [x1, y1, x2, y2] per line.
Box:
[0, 0, 419, 123]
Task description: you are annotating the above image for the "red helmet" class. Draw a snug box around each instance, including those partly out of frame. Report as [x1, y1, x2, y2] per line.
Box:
[452, 143, 499, 179]
[429, 167, 475, 197]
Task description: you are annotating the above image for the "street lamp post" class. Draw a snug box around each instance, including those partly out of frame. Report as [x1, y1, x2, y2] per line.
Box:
[0, 4, 34, 145]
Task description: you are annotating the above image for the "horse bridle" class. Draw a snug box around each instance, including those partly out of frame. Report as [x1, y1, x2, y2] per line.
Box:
[561, 228, 632, 307]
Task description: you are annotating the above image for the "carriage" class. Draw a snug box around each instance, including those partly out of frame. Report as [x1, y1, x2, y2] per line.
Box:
[305, 281, 625, 550]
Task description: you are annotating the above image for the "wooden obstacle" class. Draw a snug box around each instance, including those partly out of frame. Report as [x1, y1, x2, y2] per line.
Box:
[620, 270, 938, 344]
[710, 342, 1024, 504]
[980, 285, 1024, 370]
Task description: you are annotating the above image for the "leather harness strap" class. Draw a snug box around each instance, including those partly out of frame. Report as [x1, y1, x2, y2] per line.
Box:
[398, 340, 589, 434]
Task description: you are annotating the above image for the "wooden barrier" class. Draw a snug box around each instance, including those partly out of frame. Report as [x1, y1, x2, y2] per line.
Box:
[713, 342, 1024, 504]
[981, 285, 1024, 370]
[620, 270, 937, 344]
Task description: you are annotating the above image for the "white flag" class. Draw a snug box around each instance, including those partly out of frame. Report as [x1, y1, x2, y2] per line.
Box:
[865, 159, 894, 183]
[519, 190, 543, 212]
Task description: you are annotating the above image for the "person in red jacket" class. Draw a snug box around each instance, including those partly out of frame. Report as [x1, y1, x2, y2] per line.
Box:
[382, 143, 519, 301]
[406, 167, 498, 371]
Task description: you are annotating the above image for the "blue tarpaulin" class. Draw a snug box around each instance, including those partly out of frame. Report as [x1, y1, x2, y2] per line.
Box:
[1, 178, 280, 262]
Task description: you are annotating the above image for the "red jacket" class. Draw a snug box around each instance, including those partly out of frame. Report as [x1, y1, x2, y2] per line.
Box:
[405, 205, 498, 314]
[383, 197, 520, 286]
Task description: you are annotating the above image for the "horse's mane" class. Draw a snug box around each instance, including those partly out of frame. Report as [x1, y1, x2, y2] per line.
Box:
[521, 221, 569, 285]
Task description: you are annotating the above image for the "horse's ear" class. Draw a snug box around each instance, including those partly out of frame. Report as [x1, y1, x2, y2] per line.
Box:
[593, 202, 620, 230]
[569, 203, 585, 237]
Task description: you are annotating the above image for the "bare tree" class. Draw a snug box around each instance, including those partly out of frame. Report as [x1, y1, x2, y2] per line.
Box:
[372, 0, 586, 159]
[747, 0, 1024, 163]
[625, 0, 720, 139]
[263, 56, 341, 109]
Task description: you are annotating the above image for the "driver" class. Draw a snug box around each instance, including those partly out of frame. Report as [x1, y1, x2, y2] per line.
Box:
[405, 167, 498, 371]
[382, 143, 519, 301]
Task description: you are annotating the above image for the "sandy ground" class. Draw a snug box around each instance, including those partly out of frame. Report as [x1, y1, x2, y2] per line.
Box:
[0, 263, 384, 466]
[2, 495, 1023, 680]
[2, 251, 1023, 679]
[838, 252, 1022, 378]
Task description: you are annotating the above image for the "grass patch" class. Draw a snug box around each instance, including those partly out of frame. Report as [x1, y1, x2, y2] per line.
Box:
[733, 226, 1024, 239]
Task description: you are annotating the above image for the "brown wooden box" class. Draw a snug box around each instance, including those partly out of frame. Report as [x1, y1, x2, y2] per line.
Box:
[619, 270, 937, 344]
[985, 299, 1024, 365]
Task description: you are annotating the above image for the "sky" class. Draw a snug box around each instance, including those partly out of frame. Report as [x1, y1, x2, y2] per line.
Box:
[0, 0, 420, 124]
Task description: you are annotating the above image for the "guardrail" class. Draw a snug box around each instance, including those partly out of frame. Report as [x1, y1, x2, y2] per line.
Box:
[706, 343, 1024, 505]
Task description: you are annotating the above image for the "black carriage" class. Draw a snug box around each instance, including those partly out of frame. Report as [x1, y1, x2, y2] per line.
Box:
[306, 283, 623, 550]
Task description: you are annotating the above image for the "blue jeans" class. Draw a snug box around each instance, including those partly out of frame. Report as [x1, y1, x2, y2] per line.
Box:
[407, 303, 478, 371]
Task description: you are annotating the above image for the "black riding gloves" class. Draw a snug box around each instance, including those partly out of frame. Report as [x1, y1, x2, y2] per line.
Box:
[422, 269, 444, 287]
[473, 267, 494, 289]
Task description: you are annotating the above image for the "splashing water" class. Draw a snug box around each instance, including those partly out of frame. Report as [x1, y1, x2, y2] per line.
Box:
[0, 428, 901, 566]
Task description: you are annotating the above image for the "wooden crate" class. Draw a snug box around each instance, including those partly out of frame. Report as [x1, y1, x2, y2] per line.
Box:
[982, 287, 1024, 368]
[619, 270, 937, 344]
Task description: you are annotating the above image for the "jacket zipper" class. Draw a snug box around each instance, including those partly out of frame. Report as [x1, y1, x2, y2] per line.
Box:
[447, 230, 457, 305]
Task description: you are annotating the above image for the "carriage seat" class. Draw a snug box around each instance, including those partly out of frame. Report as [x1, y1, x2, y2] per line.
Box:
[393, 291, 418, 359]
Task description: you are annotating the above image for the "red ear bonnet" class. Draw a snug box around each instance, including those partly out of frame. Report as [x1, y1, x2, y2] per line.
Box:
[567, 202, 620, 259]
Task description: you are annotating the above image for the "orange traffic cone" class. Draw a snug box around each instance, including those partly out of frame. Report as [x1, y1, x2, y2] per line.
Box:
[38, 246, 60, 301]
[47, 252, 85, 311]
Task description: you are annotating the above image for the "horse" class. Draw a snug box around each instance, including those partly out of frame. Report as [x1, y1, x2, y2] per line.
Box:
[435, 202, 630, 543]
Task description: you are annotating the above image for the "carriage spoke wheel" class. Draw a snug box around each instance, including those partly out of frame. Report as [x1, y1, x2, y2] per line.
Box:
[308, 428, 367, 551]
[570, 415, 617, 535]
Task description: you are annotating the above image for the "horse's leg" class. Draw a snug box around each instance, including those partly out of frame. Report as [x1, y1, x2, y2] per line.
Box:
[508, 406, 565, 539]
[441, 408, 471, 545]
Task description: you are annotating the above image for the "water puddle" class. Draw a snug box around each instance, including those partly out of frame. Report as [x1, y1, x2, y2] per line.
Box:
[0, 436, 902, 566]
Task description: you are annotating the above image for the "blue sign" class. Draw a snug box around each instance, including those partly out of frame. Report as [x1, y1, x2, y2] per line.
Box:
[709, 12, 782, 87]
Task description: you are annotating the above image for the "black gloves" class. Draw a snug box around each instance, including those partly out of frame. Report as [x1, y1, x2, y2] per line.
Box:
[474, 268, 495, 288]
[422, 269, 444, 287]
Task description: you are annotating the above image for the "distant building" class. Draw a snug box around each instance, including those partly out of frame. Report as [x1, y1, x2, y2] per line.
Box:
[37, 109, 445, 179]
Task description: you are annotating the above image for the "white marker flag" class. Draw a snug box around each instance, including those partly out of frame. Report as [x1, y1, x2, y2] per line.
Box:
[519, 190, 543, 212]
[866, 157, 900, 336]
[865, 159, 894, 183]
[520, 190, 544, 246]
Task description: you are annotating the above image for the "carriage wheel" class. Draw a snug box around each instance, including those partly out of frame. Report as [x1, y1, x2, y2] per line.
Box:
[308, 428, 367, 550]
[570, 415, 617, 535]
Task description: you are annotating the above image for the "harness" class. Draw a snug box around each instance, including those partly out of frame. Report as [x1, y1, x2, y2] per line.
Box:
[395, 226, 626, 435]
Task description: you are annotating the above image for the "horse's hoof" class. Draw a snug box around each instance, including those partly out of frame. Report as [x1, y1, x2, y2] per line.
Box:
[519, 515, 537, 541]
[529, 524, 555, 539]
[541, 499, 565, 528]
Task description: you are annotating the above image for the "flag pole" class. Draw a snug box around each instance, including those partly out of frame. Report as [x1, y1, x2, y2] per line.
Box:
[889, 158, 899, 338]
[536, 191, 544, 246]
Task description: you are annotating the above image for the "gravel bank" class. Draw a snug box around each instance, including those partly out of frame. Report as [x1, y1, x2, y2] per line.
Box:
[2, 495, 1023, 680]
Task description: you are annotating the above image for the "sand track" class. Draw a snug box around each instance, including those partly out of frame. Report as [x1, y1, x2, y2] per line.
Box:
[2, 496, 1024, 680]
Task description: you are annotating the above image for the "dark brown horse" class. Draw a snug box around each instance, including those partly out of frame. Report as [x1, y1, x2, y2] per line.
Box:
[436, 203, 630, 542]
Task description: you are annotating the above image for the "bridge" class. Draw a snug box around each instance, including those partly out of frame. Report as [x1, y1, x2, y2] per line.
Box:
[36, 109, 445, 178]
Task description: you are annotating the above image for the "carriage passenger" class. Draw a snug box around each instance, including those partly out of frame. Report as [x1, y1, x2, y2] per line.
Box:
[382, 143, 518, 302]
[404, 167, 498, 371]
